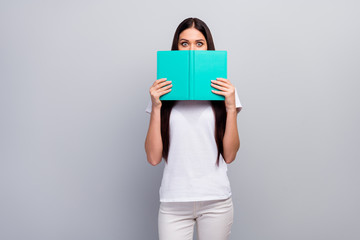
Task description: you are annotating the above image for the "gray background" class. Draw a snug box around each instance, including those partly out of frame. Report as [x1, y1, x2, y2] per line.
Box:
[0, 0, 359, 239]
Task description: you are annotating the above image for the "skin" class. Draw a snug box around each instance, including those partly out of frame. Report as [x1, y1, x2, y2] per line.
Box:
[145, 27, 240, 166]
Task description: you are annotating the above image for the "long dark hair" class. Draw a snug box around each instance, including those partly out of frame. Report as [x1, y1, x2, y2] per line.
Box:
[161, 17, 227, 166]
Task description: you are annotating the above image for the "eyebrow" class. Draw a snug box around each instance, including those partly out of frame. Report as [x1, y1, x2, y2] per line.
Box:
[179, 39, 205, 41]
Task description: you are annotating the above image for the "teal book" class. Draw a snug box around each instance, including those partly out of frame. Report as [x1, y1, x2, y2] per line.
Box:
[157, 50, 227, 100]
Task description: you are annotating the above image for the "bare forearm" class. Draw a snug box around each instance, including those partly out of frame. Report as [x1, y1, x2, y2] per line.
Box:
[222, 109, 240, 164]
[144, 107, 163, 165]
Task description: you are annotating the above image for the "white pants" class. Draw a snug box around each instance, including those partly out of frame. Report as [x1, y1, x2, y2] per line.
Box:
[158, 197, 233, 240]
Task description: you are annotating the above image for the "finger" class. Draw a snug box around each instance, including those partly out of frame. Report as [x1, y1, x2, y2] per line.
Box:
[211, 89, 225, 95]
[153, 80, 166, 89]
[215, 78, 232, 87]
[216, 78, 230, 83]
[211, 80, 230, 88]
[156, 83, 172, 93]
[155, 81, 172, 90]
[150, 84, 172, 97]
[159, 88, 172, 96]
[153, 78, 168, 86]
[211, 83, 227, 91]
[159, 88, 172, 94]
[158, 84, 172, 91]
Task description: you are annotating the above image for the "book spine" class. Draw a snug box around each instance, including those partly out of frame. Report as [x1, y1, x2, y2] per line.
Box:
[189, 50, 194, 100]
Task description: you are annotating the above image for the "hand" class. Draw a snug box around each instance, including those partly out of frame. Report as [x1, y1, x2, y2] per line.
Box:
[211, 78, 236, 111]
[149, 78, 172, 108]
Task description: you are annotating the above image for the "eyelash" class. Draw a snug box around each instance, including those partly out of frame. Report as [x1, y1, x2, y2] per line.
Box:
[181, 42, 204, 47]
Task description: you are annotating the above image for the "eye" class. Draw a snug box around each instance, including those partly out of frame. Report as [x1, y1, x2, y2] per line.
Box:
[181, 42, 188, 46]
[197, 42, 203, 47]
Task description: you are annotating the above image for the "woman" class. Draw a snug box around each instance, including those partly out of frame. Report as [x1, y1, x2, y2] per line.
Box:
[144, 17, 243, 240]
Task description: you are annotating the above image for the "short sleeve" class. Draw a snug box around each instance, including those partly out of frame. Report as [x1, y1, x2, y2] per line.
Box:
[234, 88, 243, 113]
[145, 99, 152, 114]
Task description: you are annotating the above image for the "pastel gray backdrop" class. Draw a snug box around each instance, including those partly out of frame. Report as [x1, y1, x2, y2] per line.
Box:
[0, 0, 359, 240]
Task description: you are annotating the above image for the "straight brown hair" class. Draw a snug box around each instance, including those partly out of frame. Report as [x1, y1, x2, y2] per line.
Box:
[161, 17, 227, 166]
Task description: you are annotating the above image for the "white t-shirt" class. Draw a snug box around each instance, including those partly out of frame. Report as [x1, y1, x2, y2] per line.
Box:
[145, 88, 243, 202]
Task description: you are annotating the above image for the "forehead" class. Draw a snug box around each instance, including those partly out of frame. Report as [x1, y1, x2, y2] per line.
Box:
[179, 28, 206, 40]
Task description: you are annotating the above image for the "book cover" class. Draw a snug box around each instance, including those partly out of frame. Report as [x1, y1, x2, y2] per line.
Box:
[157, 50, 227, 100]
